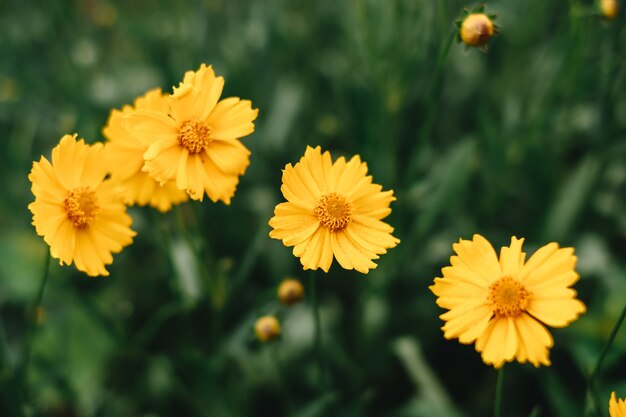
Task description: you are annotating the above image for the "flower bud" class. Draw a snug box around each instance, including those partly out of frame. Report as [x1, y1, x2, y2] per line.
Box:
[601, 0, 619, 19]
[460, 13, 495, 47]
[277, 278, 304, 306]
[255, 316, 281, 342]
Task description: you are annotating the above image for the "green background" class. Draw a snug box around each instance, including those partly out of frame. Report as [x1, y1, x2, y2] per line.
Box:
[1, 0, 625, 416]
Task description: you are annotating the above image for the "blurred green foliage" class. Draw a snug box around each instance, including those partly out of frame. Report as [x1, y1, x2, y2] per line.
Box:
[1, 0, 626, 416]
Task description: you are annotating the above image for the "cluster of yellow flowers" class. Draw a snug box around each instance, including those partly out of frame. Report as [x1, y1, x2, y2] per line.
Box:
[26, 1, 624, 408]
[28, 64, 258, 276]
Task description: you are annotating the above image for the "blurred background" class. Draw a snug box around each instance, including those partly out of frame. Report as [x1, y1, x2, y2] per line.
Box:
[1, 0, 626, 416]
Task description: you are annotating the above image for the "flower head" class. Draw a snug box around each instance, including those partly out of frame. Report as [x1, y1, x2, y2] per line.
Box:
[455, 4, 498, 50]
[28, 135, 136, 276]
[104, 88, 188, 212]
[610, 392, 626, 417]
[124, 64, 258, 203]
[460, 14, 495, 47]
[278, 278, 304, 306]
[601, 0, 619, 19]
[430, 234, 586, 368]
[269, 146, 399, 274]
[255, 316, 281, 342]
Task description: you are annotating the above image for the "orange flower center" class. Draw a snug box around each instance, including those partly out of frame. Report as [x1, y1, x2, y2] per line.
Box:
[314, 192, 353, 232]
[488, 276, 529, 317]
[64, 187, 99, 228]
[178, 120, 212, 154]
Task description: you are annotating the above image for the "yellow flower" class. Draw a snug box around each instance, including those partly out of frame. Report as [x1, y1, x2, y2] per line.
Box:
[460, 13, 495, 47]
[104, 88, 188, 212]
[269, 146, 399, 274]
[28, 134, 136, 276]
[430, 234, 586, 368]
[610, 392, 626, 417]
[601, 0, 619, 19]
[255, 316, 281, 342]
[124, 64, 259, 203]
[277, 278, 305, 306]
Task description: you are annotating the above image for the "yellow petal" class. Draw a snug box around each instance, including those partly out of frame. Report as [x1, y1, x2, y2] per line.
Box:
[207, 97, 258, 140]
[526, 297, 586, 328]
[346, 216, 400, 249]
[175, 149, 190, 191]
[522, 245, 578, 290]
[334, 155, 368, 196]
[270, 217, 320, 246]
[430, 277, 486, 310]
[199, 154, 241, 203]
[318, 229, 334, 272]
[52, 135, 107, 190]
[330, 230, 354, 270]
[205, 140, 251, 176]
[439, 299, 492, 342]
[476, 317, 517, 368]
[124, 109, 179, 145]
[513, 313, 552, 367]
[343, 225, 389, 255]
[48, 220, 76, 266]
[609, 392, 626, 417]
[299, 228, 325, 271]
[332, 230, 377, 273]
[300, 146, 331, 195]
[170, 64, 224, 122]
[272, 201, 314, 217]
[352, 188, 395, 219]
[143, 144, 183, 185]
[451, 234, 501, 284]
[499, 236, 525, 277]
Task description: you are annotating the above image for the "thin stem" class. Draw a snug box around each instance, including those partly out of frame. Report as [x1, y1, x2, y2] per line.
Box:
[494, 367, 504, 417]
[587, 303, 626, 417]
[309, 270, 324, 387]
[19, 250, 52, 404]
[587, 382, 603, 417]
[590, 303, 626, 383]
[271, 343, 292, 414]
[404, 27, 456, 183]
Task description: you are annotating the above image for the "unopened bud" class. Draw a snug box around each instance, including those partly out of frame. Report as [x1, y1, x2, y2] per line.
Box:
[277, 278, 304, 306]
[255, 316, 281, 342]
[601, 0, 619, 19]
[460, 13, 495, 47]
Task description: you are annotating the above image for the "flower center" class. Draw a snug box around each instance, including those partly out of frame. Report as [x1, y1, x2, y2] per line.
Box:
[488, 276, 530, 317]
[64, 187, 99, 228]
[314, 192, 353, 232]
[178, 120, 212, 154]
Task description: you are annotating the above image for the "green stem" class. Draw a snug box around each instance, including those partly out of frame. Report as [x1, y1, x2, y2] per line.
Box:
[20, 250, 52, 404]
[271, 343, 292, 413]
[309, 270, 324, 387]
[587, 303, 626, 416]
[404, 27, 456, 183]
[494, 367, 504, 417]
[590, 303, 626, 383]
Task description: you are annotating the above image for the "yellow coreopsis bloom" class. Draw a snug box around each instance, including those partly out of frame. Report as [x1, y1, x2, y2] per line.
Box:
[269, 146, 400, 274]
[104, 88, 188, 212]
[28, 134, 136, 276]
[610, 392, 626, 417]
[124, 64, 259, 203]
[430, 234, 586, 368]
